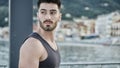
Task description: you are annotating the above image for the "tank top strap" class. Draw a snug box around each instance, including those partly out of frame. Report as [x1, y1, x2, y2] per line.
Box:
[28, 32, 51, 53]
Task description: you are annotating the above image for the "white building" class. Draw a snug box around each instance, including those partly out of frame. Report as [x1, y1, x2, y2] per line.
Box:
[95, 11, 120, 38]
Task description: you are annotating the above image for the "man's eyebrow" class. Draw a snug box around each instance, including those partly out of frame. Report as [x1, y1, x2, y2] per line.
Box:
[40, 9, 57, 12]
[40, 9, 46, 11]
[50, 9, 57, 12]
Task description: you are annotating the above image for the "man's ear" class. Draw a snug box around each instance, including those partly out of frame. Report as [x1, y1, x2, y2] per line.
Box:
[37, 12, 39, 18]
[59, 13, 62, 21]
[36, 12, 40, 20]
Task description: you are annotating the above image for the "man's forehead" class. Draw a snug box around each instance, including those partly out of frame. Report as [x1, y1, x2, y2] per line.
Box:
[39, 3, 59, 10]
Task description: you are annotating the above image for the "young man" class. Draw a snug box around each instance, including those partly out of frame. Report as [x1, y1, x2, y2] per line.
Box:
[18, 0, 61, 68]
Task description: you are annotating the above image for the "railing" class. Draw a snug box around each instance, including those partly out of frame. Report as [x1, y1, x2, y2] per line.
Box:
[60, 62, 120, 68]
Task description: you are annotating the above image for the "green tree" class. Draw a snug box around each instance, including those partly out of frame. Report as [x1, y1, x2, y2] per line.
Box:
[0, 6, 8, 27]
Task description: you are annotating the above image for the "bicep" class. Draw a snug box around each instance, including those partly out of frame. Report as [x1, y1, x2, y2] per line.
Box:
[19, 56, 39, 68]
[18, 38, 44, 68]
[19, 44, 40, 68]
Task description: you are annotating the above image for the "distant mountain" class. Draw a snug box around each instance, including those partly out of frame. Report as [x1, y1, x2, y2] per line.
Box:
[61, 0, 120, 19]
[0, 0, 120, 27]
[33, 0, 120, 19]
[1, 0, 119, 19]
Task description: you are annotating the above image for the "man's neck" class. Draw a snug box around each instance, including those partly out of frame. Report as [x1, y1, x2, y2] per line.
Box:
[37, 28, 55, 42]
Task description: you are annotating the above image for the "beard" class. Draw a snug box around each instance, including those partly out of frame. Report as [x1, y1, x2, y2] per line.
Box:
[39, 20, 57, 31]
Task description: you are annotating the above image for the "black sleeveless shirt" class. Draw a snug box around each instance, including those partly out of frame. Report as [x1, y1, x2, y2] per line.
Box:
[28, 32, 61, 68]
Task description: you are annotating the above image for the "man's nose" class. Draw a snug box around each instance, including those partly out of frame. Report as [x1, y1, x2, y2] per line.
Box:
[45, 14, 51, 19]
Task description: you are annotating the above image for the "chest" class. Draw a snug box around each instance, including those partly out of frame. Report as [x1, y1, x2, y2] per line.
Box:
[39, 45, 61, 68]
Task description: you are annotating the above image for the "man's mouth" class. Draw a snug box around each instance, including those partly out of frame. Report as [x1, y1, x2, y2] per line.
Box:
[44, 21, 53, 25]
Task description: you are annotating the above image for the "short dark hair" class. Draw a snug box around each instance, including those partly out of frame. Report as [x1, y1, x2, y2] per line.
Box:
[37, 0, 61, 9]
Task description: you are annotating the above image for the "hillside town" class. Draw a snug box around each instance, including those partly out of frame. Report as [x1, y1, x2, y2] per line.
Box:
[0, 11, 120, 44]
[53, 11, 120, 44]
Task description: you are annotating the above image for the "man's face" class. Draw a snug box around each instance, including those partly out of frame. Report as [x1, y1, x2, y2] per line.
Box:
[37, 3, 61, 31]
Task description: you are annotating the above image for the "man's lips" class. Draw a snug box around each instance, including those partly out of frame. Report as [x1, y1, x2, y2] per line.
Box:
[44, 21, 53, 25]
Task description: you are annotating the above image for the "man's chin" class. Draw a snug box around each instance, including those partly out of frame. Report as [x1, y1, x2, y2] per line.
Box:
[45, 29, 53, 31]
[44, 27, 54, 31]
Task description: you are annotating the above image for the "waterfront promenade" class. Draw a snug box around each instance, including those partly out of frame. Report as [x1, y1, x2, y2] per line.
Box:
[0, 39, 120, 68]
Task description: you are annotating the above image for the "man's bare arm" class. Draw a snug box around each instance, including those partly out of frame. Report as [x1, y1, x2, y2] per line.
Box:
[18, 38, 44, 68]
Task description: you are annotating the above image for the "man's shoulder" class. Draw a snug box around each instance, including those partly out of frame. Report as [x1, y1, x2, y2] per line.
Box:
[23, 37, 39, 46]
[19, 37, 44, 62]
[20, 37, 43, 53]
[26, 37, 39, 43]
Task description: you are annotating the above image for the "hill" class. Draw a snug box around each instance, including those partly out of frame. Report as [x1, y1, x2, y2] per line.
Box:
[61, 0, 120, 19]
[33, 0, 120, 19]
[0, 0, 120, 27]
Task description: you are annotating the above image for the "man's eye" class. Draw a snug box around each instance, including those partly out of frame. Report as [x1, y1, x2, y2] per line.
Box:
[41, 11, 46, 14]
[50, 12, 56, 15]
